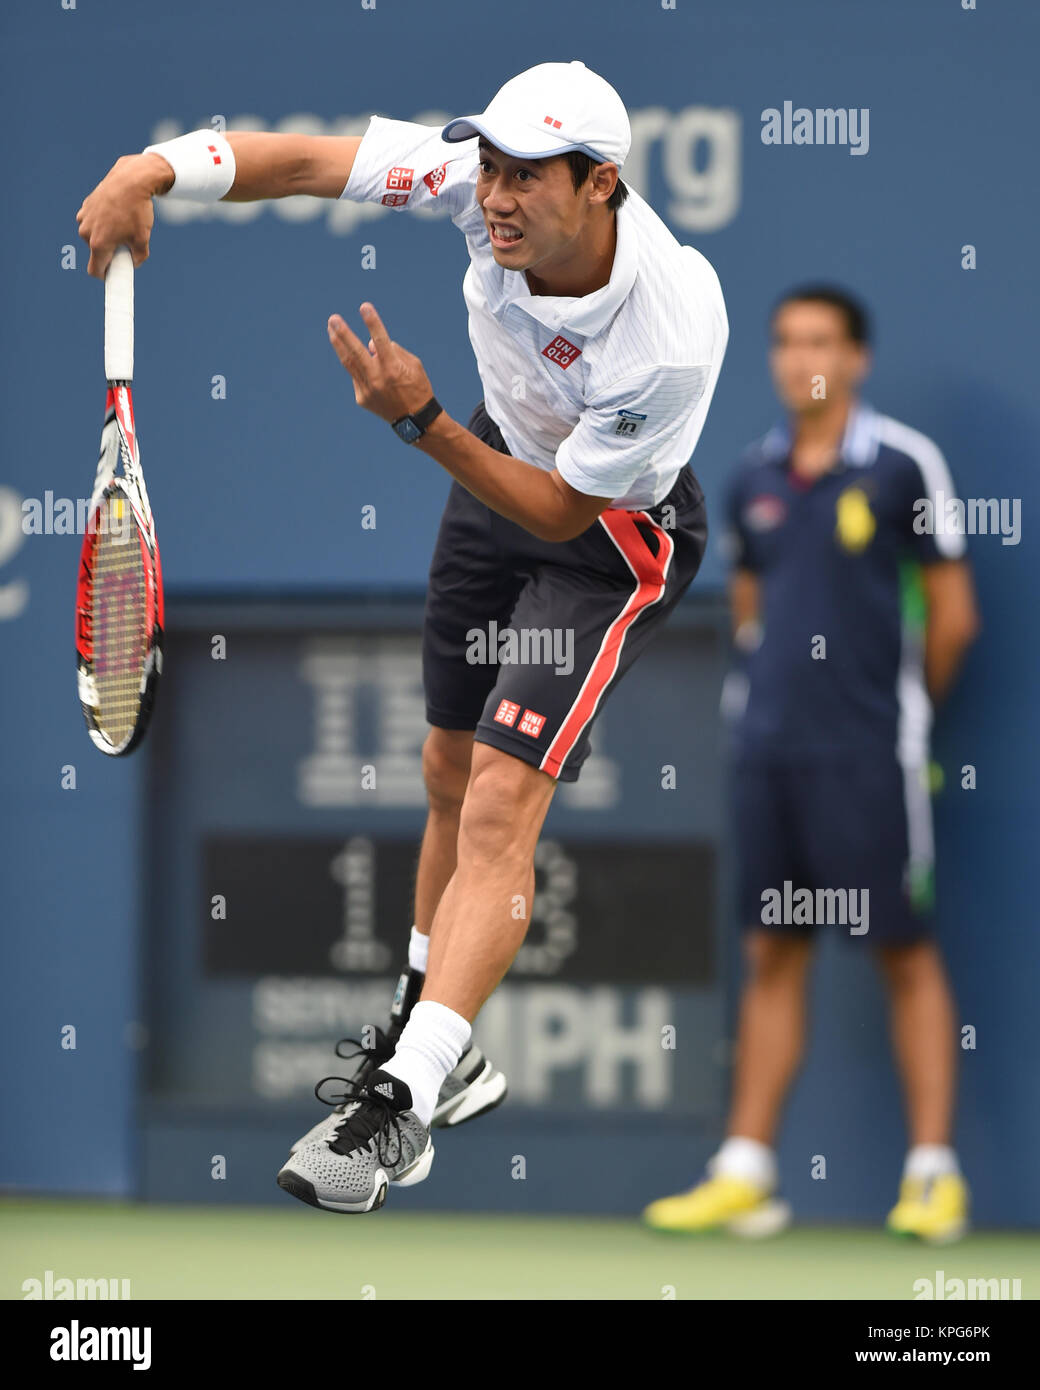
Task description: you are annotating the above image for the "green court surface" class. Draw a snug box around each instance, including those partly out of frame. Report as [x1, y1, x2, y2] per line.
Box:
[1, 1199, 1036, 1300]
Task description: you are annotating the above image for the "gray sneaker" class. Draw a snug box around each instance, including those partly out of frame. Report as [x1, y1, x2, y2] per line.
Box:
[288, 1036, 507, 1156]
[277, 1070, 433, 1214]
[431, 1041, 508, 1127]
[288, 1029, 395, 1155]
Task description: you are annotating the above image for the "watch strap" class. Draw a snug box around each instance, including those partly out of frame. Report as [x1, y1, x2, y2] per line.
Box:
[392, 396, 442, 439]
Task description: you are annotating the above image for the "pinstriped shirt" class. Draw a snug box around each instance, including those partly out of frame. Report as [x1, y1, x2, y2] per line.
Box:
[341, 115, 728, 508]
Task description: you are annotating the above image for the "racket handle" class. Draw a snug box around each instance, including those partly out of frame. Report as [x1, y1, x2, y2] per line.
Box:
[104, 245, 134, 383]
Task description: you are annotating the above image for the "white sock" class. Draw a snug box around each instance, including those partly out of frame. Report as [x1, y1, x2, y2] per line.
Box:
[380, 1000, 471, 1128]
[904, 1144, 960, 1180]
[709, 1136, 778, 1191]
[408, 926, 429, 975]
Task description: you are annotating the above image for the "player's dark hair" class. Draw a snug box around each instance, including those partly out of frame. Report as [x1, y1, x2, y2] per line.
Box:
[771, 285, 871, 346]
[563, 151, 629, 211]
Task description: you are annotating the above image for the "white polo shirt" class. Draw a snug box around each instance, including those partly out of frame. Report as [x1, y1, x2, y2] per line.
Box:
[341, 115, 728, 508]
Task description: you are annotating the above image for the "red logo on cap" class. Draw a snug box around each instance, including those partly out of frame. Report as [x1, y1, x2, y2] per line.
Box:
[543, 115, 563, 130]
[542, 334, 582, 370]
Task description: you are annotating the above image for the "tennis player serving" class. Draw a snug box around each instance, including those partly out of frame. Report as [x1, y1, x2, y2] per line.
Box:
[77, 60, 728, 1214]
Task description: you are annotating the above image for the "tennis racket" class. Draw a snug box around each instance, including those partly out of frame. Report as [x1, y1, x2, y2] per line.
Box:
[75, 244, 163, 756]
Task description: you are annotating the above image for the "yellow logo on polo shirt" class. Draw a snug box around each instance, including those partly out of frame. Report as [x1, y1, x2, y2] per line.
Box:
[835, 486, 876, 552]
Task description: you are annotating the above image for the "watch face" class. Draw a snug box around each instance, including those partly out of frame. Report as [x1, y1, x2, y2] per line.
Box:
[393, 417, 422, 444]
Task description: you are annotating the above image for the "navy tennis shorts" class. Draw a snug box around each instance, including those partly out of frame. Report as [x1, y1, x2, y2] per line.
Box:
[422, 401, 708, 782]
[733, 756, 935, 945]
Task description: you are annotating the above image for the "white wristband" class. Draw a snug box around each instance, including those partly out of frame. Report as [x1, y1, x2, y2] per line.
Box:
[141, 130, 237, 201]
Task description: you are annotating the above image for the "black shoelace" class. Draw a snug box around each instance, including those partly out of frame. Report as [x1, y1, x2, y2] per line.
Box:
[313, 1071, 408, 1166]
[312, 1030, 395, 1120]
[333, 1027, 392, 1068]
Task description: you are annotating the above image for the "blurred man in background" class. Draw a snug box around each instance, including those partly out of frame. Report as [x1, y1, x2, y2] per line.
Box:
[645, 286, 980, 1242]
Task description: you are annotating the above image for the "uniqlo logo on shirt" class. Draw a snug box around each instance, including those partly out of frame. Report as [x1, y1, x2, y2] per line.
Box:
[381, 166, 413, 206]
[423, 164, 447, 196]
[542, 334, 582, 370]
[518, 709, 546, 738]
[493, 699, 521, 727]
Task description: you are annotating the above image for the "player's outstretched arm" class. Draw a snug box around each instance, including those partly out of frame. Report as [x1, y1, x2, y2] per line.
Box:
[77, 133, 362, 279]
[220, 132, 363, 201]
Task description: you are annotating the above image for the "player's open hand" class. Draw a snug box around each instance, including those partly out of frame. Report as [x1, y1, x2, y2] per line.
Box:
[328, 304, 436, 424]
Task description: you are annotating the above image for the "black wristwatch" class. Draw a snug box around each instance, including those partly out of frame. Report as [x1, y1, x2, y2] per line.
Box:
[391, 396, 443, 444]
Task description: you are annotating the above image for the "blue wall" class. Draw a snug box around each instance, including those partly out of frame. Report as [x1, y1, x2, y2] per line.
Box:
[2, 0, 1037, 1221]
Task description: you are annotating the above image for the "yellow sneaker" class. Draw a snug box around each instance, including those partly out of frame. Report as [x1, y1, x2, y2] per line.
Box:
[643, 1174, 791, 1237]
[887, 1173, 969, 1244]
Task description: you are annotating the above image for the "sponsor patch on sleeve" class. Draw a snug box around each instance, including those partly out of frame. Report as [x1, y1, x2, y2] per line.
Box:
[614, 408, 648, 437]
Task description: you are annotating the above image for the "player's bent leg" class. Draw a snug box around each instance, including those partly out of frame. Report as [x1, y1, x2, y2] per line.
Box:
[422, 741, 557, 1019]
[283, 728, 504, 1172]
[277, 747, 546, 1211]
[876, 938, 969, 1242]
[416, 726, 474, 933]
[417, 728, 511, 1127]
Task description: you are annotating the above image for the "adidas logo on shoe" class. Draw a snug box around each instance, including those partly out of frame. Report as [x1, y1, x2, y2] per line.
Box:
[373, 1082, 395, 1099]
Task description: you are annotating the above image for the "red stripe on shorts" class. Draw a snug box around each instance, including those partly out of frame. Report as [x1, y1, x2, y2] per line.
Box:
[539, 509, 674, 778]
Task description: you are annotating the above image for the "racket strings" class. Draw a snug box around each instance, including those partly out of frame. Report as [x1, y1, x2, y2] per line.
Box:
[90, 495, 148, 746]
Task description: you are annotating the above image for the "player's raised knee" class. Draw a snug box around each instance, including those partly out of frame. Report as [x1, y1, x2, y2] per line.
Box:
[457, 748, 550, 862]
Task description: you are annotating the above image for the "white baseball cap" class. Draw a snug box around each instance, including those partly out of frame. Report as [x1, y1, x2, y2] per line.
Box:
[441, 60, 630, 169]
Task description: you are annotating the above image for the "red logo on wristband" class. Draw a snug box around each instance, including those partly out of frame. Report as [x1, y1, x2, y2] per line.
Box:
[207, 144, 222, 166]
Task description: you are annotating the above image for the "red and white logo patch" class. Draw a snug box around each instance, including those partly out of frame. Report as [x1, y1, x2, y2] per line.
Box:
[423, 163, 447, 196]
[493, 699, 521, 728]
[542, 334, 581, 370]
[543, 115, 563, 130]
[518, 709, 546, 738]
[744, 495, 787, 532]
[206, 144, 222, 166]
[382, 166, 414, 206]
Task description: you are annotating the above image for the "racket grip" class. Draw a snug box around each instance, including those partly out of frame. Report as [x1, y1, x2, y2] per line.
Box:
[104, 245, 134, 382]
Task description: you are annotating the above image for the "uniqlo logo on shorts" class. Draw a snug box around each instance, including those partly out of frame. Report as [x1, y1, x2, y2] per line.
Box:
[493, 699, 521, 727]
[518, 709, 546, 738]
[423, 163, 447, 196]
[542, 334, 582, 369]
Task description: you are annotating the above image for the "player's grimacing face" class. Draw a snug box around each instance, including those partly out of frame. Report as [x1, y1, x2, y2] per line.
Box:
[769, 302, 869, 412]
[476, 143, 591, 270]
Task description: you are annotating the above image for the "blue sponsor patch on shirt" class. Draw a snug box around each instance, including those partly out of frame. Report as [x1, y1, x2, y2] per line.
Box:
[615, 408, 648, 437]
